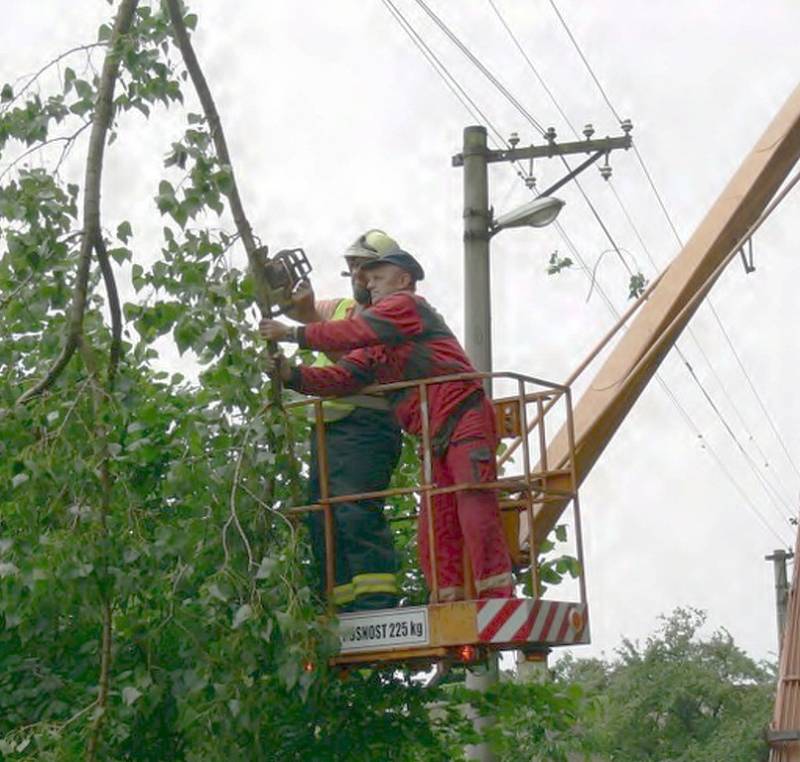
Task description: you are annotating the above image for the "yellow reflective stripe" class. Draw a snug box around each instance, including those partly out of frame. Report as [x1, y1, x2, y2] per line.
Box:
[474, 571, 513, 593]
[352, 573, 398, 596]
[309, 298, 358, 422]
[437, 586, 465, 602]
[333, 583, 355, 605]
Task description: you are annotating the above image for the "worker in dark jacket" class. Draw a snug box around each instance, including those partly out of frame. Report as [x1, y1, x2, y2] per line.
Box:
[288, 230, 403, 611]
[261, 250, 513, 602]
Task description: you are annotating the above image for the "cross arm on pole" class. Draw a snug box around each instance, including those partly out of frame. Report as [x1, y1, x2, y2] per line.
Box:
[451, 133, 632, 167]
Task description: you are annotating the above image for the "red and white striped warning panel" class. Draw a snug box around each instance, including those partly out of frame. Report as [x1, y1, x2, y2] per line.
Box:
[476, 599, 588, 645]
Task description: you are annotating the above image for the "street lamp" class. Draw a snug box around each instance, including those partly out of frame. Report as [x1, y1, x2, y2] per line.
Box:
[491, 195, 565, 233]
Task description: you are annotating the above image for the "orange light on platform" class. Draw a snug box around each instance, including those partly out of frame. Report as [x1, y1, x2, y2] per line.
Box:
[304, 661, 315, 672]
[458, 645, 478, 662]
[568, 608, 584, 632]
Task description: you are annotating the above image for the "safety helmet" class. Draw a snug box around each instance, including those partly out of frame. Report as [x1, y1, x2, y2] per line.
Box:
[343, 229, 401, 267]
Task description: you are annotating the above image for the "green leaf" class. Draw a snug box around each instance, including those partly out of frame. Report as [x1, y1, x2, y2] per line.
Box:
[108, 246, 131, 264]
[63, 67, 76, 93]
[122, 686, 142, 706]
[232, 603, 253, 629]
[116, 220, 133, 243]
[1, 83, 13, 102]
[255, 557, 277, 579]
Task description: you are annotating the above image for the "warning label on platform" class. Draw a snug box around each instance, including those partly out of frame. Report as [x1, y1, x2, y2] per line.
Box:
[338, 607, 430, 653]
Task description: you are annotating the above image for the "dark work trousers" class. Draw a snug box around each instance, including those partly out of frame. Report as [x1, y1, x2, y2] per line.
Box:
[307, 406, 402, 610]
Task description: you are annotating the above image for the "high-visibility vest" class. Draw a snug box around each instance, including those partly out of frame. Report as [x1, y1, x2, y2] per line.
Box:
[308, 298, 389, 424]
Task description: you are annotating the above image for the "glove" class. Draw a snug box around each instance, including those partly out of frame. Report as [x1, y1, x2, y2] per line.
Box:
[284, 279, 318, 323]
[259, 319, 298, 342]
[265, 350, 292, 382]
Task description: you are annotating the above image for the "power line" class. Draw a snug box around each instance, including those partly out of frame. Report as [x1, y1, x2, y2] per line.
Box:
[560, 232, 793, 543]
[412, 0, 547, 136]
[546, 0, 622, 122]
[556, 222, 793, 543]
[384, 0, 794, 543]
[546, 0, 800, 486]
[380, 0, 504, 147]
[608, 180, 798, 511]
[483, 0, 797, 528]
[413, 0, 633, 276]
[486, 0, 579, 137]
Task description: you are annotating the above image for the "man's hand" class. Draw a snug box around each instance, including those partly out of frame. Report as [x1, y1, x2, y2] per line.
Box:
[264, 351, 292, 381]
[259, 319, 295, 342]
[284, 279, 319, 324]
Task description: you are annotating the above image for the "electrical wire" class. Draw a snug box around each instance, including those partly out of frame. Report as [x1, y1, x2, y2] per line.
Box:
[380, 0, 506, 148]
[556, 222, 793, 545]
[608, 181, 798, 513]
[546, 0, 800, 486]
[411, 0, 547, 136]
[480, 0, 796, 531]
[382, 0, 794, 544]
[413, 0, 633, 276]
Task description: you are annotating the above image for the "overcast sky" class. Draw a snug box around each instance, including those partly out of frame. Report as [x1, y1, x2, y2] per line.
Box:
[3, 1, 800, 663]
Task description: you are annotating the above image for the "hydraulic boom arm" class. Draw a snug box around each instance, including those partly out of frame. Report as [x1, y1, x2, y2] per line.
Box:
[531, 81, 800, 546]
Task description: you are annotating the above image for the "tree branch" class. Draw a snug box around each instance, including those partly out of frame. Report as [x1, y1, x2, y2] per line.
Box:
[0, 122, 91, 183]
[165, 0, 282, 401]
[84, 600, 112, 762]
[78, 337, 115, 762]
[16, 0, 140, 405]
[1, 43, 104, 116]
[94, 236, 122, 386]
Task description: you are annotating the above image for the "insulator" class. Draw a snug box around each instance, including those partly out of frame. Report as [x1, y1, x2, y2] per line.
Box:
[599, 152, 612, 180]
[583, 123, 595, 140]
[524, 175, 537, 189]
[545, 126, 557, 143]
[620, 118, 633, 134]
[508, 131, 520, 148]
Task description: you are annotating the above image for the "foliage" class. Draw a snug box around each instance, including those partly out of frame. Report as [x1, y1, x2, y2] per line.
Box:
[552, 607, 775, 761]
[627, 271, 646, 300]
[0, 3, 476, 759]
[546, 250, 573, 275]
[0, 4, 776, 760]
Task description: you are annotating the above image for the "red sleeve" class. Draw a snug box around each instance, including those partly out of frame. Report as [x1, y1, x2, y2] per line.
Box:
[301, 292, 423, 352]
[287, 348, 378, 397]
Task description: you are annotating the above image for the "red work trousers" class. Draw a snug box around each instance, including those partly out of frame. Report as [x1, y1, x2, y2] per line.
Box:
[418, 399, 514, 602]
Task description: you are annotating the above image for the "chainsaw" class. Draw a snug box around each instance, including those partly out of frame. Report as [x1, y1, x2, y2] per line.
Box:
[254, 246, 313, 318]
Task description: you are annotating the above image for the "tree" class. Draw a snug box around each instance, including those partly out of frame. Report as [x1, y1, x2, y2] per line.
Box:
[552, 608, 775, 762]
[0, 3, 581, 759]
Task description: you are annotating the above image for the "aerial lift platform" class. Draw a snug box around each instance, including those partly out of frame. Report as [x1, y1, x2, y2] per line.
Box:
[283, 80, 800, 686]
[286, 370, 589, 668]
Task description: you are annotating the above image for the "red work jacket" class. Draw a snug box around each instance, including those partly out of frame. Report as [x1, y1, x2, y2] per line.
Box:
[288, 291, 487, 451]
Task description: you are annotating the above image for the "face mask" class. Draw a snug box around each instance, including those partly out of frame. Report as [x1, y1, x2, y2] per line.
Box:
[352, 283, 371, 306]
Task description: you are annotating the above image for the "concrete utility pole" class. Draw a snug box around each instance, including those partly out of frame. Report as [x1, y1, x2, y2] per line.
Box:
[767, 549, 794, 654]
[455, 122, 632, 762]
[462, 126, 493, 392]
[455, 123, 632, 393]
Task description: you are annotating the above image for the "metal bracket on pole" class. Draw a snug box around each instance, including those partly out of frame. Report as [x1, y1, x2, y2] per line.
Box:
[538, 149, 607, 198]
[739, 238, 756, 274]
[451, 133, 632, 167]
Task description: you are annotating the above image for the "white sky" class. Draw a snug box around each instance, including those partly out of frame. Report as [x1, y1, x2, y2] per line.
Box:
[3, 1, 800, 663]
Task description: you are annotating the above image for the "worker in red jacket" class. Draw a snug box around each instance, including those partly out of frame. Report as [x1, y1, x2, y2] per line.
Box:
[260, 250, 513, 602]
